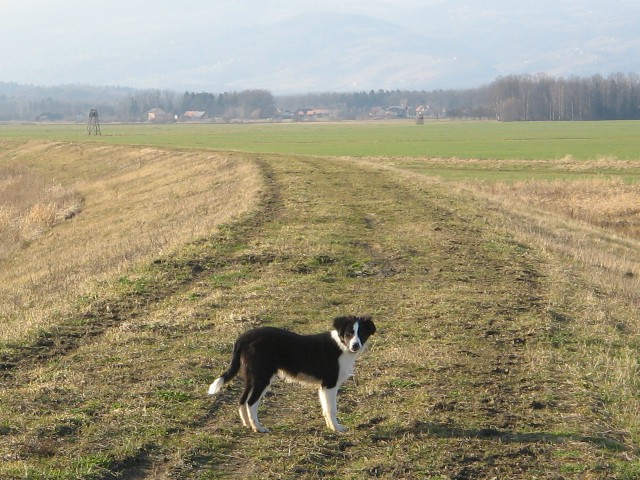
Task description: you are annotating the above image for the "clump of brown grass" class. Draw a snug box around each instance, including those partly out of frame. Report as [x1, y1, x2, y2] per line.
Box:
[461, 177, 640, 305]
[472, 177, 640, 240]
[0, 168, 83, 259]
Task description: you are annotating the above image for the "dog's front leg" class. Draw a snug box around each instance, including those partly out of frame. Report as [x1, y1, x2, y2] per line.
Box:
[318, 387, 347, 433]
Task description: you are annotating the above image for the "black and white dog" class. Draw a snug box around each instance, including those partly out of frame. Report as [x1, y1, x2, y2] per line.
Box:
[208, 315, 376, 433]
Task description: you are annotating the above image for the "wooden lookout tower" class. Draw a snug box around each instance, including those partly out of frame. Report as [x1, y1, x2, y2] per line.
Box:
[86, 109, 101, 135]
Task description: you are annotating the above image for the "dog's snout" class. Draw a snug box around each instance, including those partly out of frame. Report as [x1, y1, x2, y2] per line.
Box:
[351, 343, 361, 351]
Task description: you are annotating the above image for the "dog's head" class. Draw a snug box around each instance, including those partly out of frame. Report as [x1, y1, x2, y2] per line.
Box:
[333, 315, 376, 353]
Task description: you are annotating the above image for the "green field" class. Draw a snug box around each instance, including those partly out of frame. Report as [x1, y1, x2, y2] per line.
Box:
[1, 123, 640, 478]
[1, 119, 639, 161]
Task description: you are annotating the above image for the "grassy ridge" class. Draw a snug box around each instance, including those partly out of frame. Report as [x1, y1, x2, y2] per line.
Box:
[0, 141, 261, 345]
[2, 120, 640, 160]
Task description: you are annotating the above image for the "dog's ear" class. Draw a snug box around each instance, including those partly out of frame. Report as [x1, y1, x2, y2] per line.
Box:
[333, 315, 352, 332]
[359, 315, 376, 335]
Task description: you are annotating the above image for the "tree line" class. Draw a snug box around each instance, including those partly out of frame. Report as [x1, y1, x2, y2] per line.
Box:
[280, 73, 640, 121]
[0, 84, 277, 122]
[180, 90, 276, 120]
[488, 72, 640, 121]
[1, 72, 639, 122]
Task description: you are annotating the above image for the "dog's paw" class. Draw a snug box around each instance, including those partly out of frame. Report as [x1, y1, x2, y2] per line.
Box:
[332, 424, 348, 433]
[253, 426, 270, 433]
[208, 377, 224, 395]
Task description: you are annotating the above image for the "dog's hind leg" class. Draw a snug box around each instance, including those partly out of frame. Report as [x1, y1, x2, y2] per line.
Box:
[245, 377, 274, 433]
[318, 387, 347, 433]
[238, 404, 251, 428]
[247, 401, 268, 433]
[238, 382, 253, 429]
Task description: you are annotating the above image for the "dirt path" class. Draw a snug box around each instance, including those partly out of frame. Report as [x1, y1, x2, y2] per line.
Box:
[0, 150, 635, 479]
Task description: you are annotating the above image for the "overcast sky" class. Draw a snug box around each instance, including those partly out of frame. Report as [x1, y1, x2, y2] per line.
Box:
[1, 0, 638, 92]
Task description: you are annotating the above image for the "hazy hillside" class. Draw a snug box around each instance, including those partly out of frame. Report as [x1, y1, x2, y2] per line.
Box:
[1, 1, 639, 93]
[178, 13, 496, 93]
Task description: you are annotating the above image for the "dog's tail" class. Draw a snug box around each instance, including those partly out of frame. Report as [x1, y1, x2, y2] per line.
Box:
[207, 342, 242, 395]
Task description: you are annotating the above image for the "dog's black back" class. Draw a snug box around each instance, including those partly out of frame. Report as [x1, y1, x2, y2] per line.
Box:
[237, 328, 341, 388]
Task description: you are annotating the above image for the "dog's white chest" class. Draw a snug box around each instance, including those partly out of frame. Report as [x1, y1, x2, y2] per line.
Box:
[336, 352, 357, 387]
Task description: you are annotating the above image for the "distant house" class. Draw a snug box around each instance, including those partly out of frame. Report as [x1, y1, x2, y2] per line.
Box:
[385, 106, 408, 118]
[295, 108, 333, 120]
[147, 108, 174, 123]
[36, 112, 63, 121]
[369, 106, 386, 118]
[181, 111, 207, 121]
[277, 109, 294, 119]
[369, 106, 409, 119]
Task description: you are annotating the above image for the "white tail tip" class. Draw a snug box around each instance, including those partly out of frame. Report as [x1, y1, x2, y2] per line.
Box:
[208, 377, 225, 395]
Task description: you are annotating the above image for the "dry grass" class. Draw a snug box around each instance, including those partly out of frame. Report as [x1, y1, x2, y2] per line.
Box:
[2, 142, 640, 479]
[0, 167, 83, 259]
[459, 176, 640, 303]
[360, 155, 640, 464]
[0, 140, 261, 344]
[472, 177, 640, 239]
[453, 174, 640, 459]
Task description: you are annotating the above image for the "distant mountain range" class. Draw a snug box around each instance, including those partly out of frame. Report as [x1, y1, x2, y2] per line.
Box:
[2, 3, 639, 93]
[200, 13, 498, 92]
